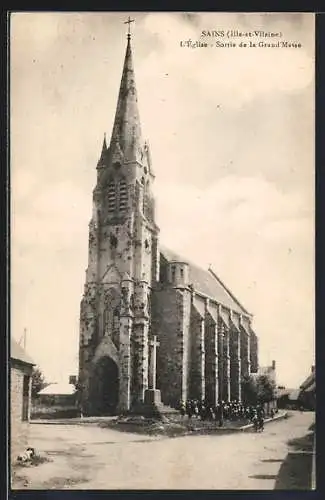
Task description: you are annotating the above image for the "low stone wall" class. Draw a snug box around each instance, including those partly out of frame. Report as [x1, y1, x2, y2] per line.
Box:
[31, 405, 80, 420]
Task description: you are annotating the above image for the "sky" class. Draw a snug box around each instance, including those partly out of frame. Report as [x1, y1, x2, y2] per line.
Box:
[10, 12, 315, 389]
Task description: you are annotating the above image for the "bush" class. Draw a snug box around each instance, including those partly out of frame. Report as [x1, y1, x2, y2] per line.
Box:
[257, 375, 276, 404]
[241, 375, 258, 405]
[32, 368, 47, 398]
[241, 374, 276, 405]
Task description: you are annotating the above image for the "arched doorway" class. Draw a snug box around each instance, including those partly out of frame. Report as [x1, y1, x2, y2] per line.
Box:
[90, 356, 119, 415]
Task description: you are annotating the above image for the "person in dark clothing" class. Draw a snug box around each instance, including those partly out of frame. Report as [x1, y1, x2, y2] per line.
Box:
[186, 400, 193, 419]
[180, 400, 186, 418]
[208, 406, 215, 421]
[193, 401, 199, 418]
[200, 402, 207, 420]
[218, 402, 224, 427]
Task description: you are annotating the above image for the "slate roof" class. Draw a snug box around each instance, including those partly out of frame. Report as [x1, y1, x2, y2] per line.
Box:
[288, 389, 301, 401]
[160, 247, 249, 315]
[304, 381, 315, 393]
[11, 338, 35, 366]
[300, 371, 315, 391]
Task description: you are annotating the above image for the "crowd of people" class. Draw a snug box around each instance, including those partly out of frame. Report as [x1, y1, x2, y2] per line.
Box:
[179, 399, 277, 430]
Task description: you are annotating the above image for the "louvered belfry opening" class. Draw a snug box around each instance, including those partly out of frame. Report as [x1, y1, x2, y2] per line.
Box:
[119, 178, 128, 212]
[106, 178, 128, 214]
[107, 180, 116, 213]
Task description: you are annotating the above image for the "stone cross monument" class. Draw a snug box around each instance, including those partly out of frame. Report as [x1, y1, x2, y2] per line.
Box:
[144, 335, 162, 406]
[148, 335, 159, 389]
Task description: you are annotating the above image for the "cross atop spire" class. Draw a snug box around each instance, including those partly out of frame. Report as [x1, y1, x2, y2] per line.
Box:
[124, 16, 135, 39]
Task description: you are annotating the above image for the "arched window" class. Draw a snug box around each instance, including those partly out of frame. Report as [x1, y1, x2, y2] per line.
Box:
[118, 178, 128, 212]
[147, 293, 151, 316]
[103, 288, 120, 339]
[142, 190, 146, 213]
[113, 307, 120, 331]
[143, 180, 150, 215]
[103, 305, 112, 337]
[112, 307, 120, 348]
[107, 180, 116, 213]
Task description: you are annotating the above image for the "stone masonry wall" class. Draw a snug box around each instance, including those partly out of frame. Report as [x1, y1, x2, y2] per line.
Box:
[132, 320, 149, 405]
[218, 318, 231, 402]
[119, 316, 132, 411]
[229, 325, 241, 401]
[180, 289, 192, 403]
[131, 280, 150, 404]
[190, 306, 205, 401]
[204, 312, 219, 406]
[249, 329, 259, 373]
[152, 287, 184, 407]
[10, 363, 33, 463]
[240, 326, 250, 378]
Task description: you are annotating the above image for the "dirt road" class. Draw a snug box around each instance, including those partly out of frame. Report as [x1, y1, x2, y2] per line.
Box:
[12, 410, 314, 490]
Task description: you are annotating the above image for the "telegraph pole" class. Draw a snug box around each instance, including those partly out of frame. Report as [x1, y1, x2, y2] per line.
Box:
[18, 327, 27, 349]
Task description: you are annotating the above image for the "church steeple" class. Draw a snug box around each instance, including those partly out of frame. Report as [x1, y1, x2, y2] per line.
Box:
[109, 30, 142, 162]
[79, 20, 161, 416]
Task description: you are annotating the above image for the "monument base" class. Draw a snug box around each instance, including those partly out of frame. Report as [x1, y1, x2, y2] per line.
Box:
[144, 389, 162, 406]
[130, 389, 179, 420]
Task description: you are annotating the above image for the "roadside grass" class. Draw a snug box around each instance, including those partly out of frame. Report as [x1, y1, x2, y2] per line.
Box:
[11, 454, 53, 489]
[11, 470, 30, 489]
[11, 448, 91, 490]
[99, 413, 280, 437]
[42, 475, 89, 489]
[275, 451, 312, 489]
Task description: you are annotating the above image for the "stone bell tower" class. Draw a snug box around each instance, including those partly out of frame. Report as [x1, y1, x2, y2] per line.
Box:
[78, 29, 160, 415]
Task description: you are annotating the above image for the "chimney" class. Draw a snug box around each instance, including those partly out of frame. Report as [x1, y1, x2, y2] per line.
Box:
[271, 360, 276, 370]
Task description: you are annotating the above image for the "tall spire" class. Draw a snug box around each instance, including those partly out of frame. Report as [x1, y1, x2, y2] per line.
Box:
[109, 24, 142, 161]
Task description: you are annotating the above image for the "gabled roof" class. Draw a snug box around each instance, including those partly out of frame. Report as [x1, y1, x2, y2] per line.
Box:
[11, 338, 35, 366]
[160, 247, 249, 315]
[288, 389, 300, 401]
[300, 371, 315, 391]
[304, 381, 315, 393]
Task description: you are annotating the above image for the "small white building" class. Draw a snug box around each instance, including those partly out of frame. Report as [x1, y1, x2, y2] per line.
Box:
[37, 382, 77, 407]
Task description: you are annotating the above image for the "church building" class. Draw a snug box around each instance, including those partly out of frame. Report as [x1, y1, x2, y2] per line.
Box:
[78, 29, 259, 416]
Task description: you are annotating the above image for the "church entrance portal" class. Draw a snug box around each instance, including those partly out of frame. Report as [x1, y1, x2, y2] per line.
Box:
[91, 356, 119, 415]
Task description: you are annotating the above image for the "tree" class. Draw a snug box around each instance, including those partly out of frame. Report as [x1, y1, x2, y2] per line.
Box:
[241, 375, 258, 405]
[256, 374, 276, 404]
[241, 373, 276, 406]
[31, 367, 46, 398]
